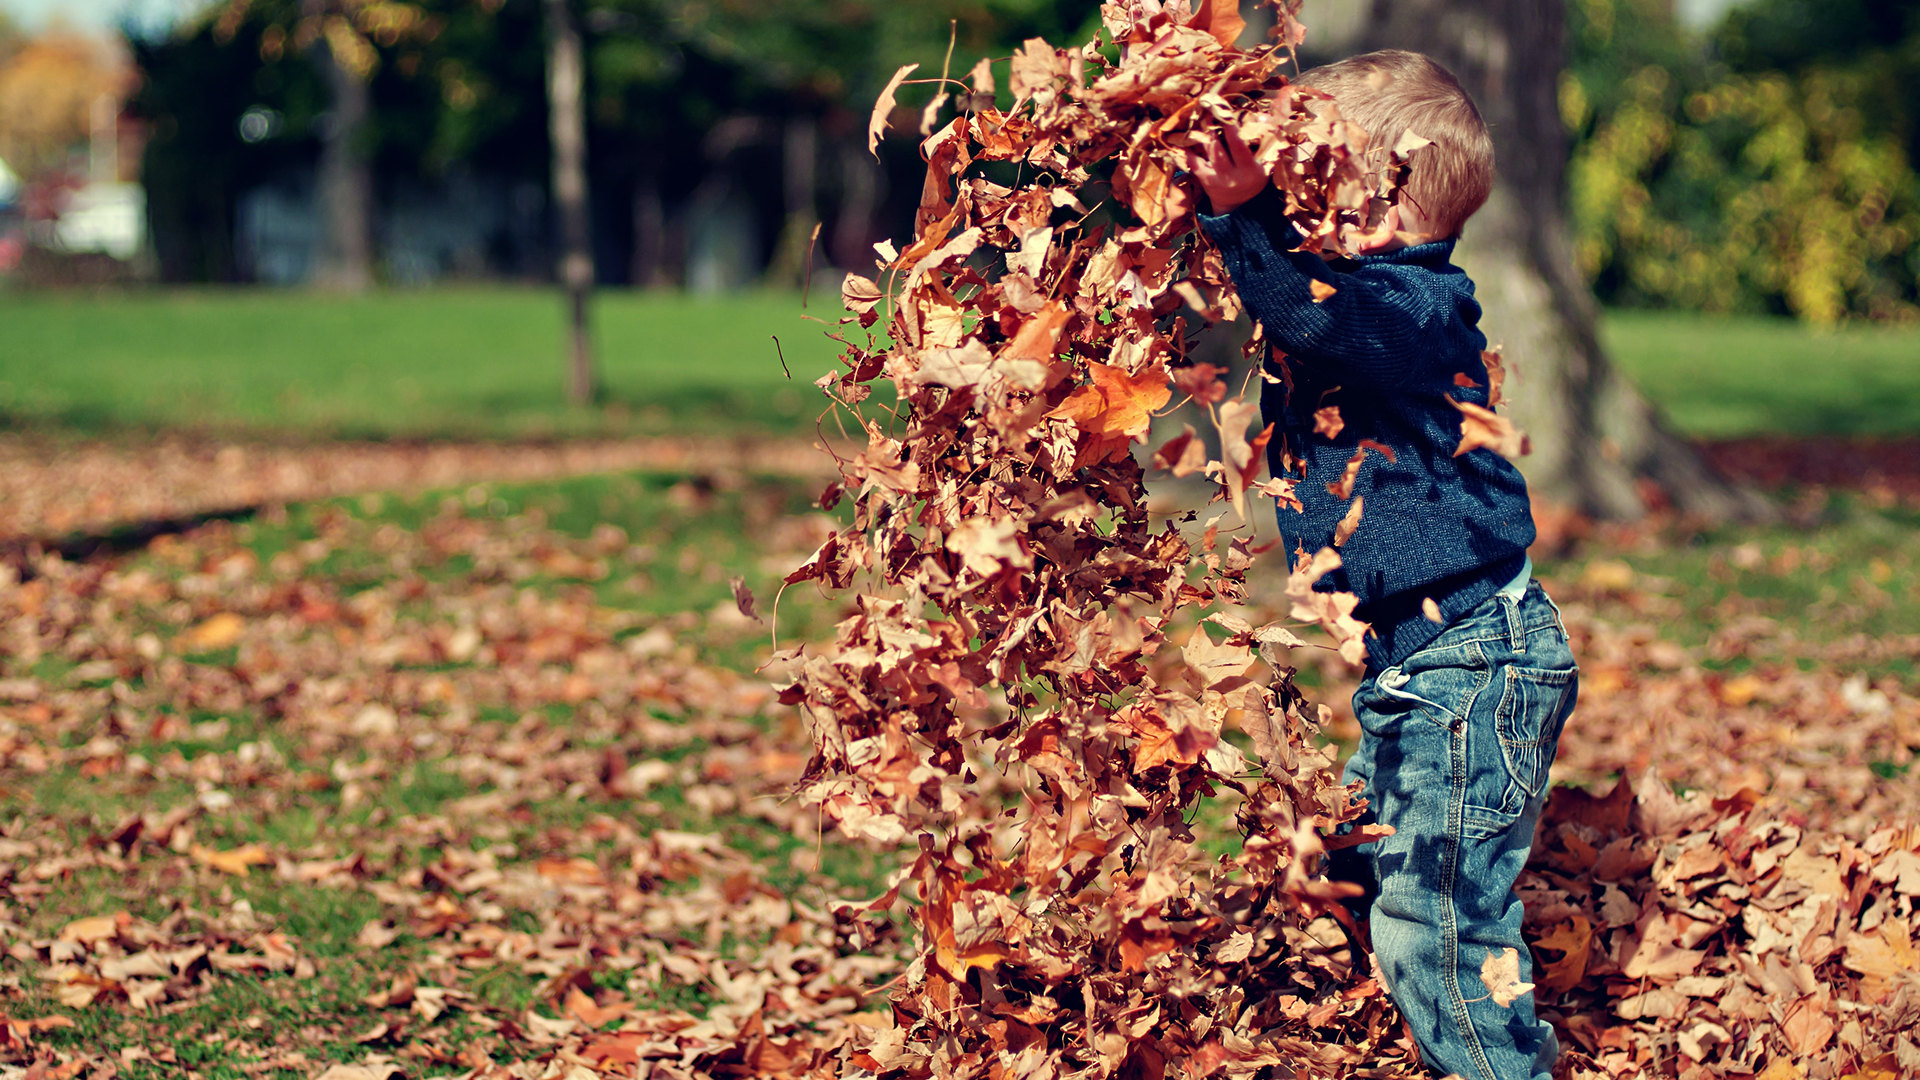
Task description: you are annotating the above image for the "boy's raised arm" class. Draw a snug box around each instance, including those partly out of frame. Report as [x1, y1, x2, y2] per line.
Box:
[1196, 188, 1471, 388]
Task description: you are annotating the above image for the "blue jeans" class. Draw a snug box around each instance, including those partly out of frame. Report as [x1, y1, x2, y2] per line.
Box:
[1332, 580, 1577, 1080]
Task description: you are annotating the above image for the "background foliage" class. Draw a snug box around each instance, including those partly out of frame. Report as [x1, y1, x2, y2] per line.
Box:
[1564, 0, 1920, 323]
[10, 0, 1920, 311]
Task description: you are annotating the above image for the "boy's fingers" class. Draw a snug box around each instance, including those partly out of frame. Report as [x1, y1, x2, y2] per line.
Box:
[1219, 125, 1254, 164]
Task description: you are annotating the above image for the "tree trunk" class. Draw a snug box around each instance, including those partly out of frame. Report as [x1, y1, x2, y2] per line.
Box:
[631, 166, 663, 288]
[766, 115, 819, 288]
[546, 0, 596, 405]
[1362, 0, 1769, 522]
[832, 139, 884, 273]
[309, 19, 374, 292]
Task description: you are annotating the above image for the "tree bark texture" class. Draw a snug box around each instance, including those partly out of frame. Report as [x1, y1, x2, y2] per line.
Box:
[546, 0, 596, 405]
[766, 115, 820, 288]
[308, 20, 374, 292]
[1362, 0, 1768, 521]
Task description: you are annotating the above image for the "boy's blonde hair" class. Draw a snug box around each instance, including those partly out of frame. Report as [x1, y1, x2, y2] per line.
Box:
[1298, 50, 1494, 239]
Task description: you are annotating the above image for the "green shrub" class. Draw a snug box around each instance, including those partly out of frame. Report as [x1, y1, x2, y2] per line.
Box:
[1564, 0, 1920, 324]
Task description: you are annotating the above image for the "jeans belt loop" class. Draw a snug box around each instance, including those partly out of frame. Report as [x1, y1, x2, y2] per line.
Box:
[1504, 592, 1526, 651]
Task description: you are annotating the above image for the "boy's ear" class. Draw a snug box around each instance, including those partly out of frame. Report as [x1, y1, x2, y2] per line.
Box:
[1353, 204, 1404, 253]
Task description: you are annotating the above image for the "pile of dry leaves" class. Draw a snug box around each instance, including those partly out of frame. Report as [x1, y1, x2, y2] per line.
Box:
[1524, 772, 1920, 1078]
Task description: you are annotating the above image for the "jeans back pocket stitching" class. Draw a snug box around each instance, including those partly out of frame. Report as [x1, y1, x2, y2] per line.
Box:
[1495, 666, 1575, 812]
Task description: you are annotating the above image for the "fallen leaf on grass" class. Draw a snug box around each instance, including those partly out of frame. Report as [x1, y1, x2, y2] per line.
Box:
[534, 856, 604, 886]
[190, 843, 272, 875]
[354, 921, 399, 949]
[313, 1063, 405, 1080]
[178, 611, 245, 651]
[564, 986, 634, 1027]
[58, 913, 128, 944]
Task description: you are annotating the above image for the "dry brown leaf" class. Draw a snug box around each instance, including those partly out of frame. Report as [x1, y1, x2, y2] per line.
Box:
[1332, 496, 1363, 547]
[190, 843, 272, 876]
[1449, 396, 1530, 460]
[178, 611, 244, 651]
[868, 63, 918, 155]
[1312, 405, 1344, 439]
[1478, 947, 1533, 1007]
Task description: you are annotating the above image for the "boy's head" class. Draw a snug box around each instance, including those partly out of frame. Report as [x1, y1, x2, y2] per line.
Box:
[1298, 50, 1494, 240]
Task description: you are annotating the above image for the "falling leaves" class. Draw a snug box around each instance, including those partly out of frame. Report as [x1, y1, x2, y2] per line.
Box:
[729, 576, 760, 621]
[781, 3, 1413, 1074]
[1449, 396, 1532, 460]
[1152, 425, 1209, 477]
[868, 63, 918, 155]
[1479, 947, 1534, 1007]
[3, 3, 1915, 1079]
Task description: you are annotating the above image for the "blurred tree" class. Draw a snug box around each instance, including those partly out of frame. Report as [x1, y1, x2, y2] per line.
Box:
[0, 31, 128, 181]
[547, 0, 595, 402]
[0, 14, 27, 97]
[1363, 0, 1765, 522]
[580, 0, 1103, 286]
[129, 0, 1104, 286]
[132, 0, 545, 282]
[212, 0, 444, 290]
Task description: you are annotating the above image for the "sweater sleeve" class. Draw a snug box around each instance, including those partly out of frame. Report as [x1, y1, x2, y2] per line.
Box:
[1197, 191, 1461, 387]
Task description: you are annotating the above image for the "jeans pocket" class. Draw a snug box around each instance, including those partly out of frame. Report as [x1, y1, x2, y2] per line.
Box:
[1493, 664, 1578, 812]
[1362, 666, 1468, 734]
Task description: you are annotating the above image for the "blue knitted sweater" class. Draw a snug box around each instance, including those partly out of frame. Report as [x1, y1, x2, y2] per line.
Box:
[1198, 189, 1535, 671]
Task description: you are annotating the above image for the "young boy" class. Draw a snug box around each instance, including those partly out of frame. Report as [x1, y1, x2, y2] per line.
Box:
[1190, 50, 1578, 1080]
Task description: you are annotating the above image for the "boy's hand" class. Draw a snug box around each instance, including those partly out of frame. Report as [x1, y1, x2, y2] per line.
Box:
[1190, 128, 1268, 215]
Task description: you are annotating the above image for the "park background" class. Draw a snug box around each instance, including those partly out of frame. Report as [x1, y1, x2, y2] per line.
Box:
[0, 0, 1919, 1076]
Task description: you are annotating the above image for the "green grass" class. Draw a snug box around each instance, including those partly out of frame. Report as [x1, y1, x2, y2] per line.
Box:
[0, 287, 853, 440]
[1603, 310, 1920, 438]
[1535, 494, 1920, 681]
[2, 289, 1914, 442]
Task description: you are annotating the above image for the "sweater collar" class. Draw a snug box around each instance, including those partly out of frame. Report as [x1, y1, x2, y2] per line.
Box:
[1351, 237, 1458, 267]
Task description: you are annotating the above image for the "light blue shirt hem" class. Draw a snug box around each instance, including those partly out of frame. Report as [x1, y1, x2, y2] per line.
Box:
[1498, 554, 1532, 600]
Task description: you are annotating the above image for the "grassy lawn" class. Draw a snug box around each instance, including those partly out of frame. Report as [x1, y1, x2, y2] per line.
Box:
[0, 288, 846, 440]
[1602, 310, 1920, 438]
[1, 288, 1914, 442]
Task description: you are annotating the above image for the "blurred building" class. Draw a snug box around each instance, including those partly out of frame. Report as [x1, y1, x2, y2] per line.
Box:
[56, 91, 145, 259]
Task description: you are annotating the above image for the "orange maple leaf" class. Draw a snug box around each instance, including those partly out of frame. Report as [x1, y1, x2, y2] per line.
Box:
[1050, 361, 1170, 437]
[1189, 0, 1246, 46]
